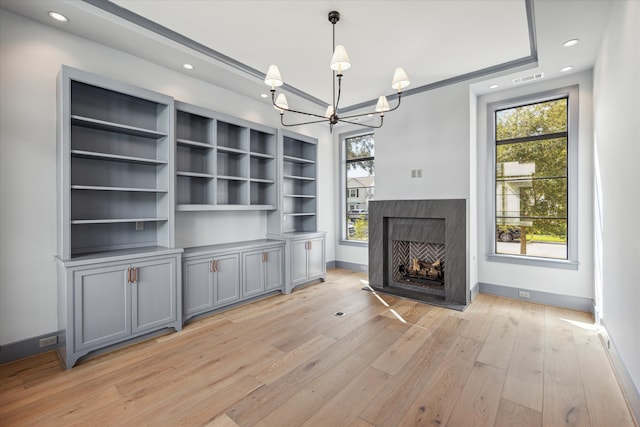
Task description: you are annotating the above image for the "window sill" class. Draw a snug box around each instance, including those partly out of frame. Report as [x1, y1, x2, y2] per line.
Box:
[339, 239, 368, 248]
[487, 253, 579, 270]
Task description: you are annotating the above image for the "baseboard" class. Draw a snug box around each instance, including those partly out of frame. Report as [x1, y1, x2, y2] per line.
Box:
[478, 282, 594, 313]
[0, 331, 61, 365]
[470, 282, 480, 301]
[326, 260, 336, 270]
[599, 321, 640, 424]
[333, 260, 368, 273]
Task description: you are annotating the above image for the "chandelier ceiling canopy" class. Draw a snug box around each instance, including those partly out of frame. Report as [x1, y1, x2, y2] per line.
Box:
[264, 11, 410, 131]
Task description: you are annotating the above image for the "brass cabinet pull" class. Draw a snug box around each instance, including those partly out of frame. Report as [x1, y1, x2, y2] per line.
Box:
[127, 267, 132, 283]
[132, 267, 137, 283]
[308, 240, 312, 250]
[210, 260, 214, 272]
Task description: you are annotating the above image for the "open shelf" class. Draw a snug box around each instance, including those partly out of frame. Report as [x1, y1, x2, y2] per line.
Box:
[71, 115, 167, 139]
[176, 138, 214, 150]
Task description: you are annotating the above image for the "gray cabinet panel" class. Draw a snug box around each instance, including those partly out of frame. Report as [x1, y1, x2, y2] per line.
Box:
[74, 265, 129, 351]
[214, 254, 240, 306]
[132, 258, 177, 334]
[184, 258, 214, 316]
[243, 251, 265, 298]
[291, 240, 309, 285]
[265, 248, 283, 291]
[307, 238, 325, 279]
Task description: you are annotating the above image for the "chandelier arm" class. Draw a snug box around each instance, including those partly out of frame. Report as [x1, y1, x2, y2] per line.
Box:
[386, 92, 403, 112]
[340, 116, 384, 129]
[271, 90, 326, 119]
[280, 113, 329, 127]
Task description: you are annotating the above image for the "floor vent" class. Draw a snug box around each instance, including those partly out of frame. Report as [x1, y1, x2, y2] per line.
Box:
[513, 72, 544, 85]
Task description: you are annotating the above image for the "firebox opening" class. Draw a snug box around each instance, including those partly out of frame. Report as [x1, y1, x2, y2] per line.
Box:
[391, 240, 446, 297]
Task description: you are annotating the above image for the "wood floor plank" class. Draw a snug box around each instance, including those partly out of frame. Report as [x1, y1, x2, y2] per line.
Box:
[225, 315, 395, 426]
[447, 361, 506, 427]
[359, 316, 467, 426]
[301, 367, 390, 427]
[543, 306, 591, 427]
[572, 316, 636, 426]
[502, 302, 545, 411]
[396, 336, 483, 427]
[255, 325, 402, 427]
[0, 269, 635, 427]
[476, 313, 519, 370]
[494, 398, 543, 427]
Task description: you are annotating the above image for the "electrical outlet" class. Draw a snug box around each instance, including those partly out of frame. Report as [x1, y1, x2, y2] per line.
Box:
[360, 265, 367, 272]
[518, 290, 530, 298]
[416, 169, 422, 178]
[135, 221, 144, 231]
[39, 336, 58, 347]
[411, 169, 416, 178]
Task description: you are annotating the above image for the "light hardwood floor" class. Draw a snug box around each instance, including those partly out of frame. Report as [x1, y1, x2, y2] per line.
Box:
[0, 269, 636, 426]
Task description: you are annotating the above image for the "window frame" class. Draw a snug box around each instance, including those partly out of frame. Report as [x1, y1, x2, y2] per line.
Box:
[487, 86, 579, 269]
[339, 129, 375, 246]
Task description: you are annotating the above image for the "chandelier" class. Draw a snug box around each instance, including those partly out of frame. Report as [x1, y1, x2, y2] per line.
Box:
[264, 11, 410, 131]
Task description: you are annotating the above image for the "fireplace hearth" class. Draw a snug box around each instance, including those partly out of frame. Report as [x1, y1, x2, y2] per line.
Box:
[369, 199, 468, 310]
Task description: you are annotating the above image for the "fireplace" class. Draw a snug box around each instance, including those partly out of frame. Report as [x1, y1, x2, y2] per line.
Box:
[369, 199, 468, 310]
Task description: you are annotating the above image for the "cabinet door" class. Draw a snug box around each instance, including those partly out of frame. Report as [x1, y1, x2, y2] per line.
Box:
[307, 238, 325, 280]
[214, 254, 240, 306]
[291, 240, 309, 285]
[73, 264, 130, 351]
[183, 258, 214, 317]
[132, 257, 177, 334]
[243, 250, 265, 298]
[264, 247, 283, 291]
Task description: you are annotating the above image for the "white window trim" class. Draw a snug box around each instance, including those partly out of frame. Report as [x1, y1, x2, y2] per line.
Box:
[339, 129, 373, 247]
[486, 85, 579, 270]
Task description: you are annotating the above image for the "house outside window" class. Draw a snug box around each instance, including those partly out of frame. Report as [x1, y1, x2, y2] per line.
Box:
[344, 132, 374, 242]
[492, 92, 577, 263]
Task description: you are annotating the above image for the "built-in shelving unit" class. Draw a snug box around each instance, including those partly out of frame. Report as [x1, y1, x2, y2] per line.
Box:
[56, 66, 182, 369]
[175, 102, 276, 211]
[58, 67, 175, 259]
[279, 131, 318, 233]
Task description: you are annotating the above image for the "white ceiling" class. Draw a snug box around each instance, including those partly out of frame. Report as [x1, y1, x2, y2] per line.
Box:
[0, 0, 615, 113]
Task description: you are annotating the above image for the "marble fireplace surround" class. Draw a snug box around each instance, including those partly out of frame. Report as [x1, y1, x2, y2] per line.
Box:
[368, 199, 469, 311]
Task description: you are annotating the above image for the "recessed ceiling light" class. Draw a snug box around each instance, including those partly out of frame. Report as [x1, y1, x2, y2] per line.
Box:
[182, 63, 194, 70]
[489, 84, 499, 89]
[260, 93, 268, 98]
[563, 39, 579, 47]
[560, 66, 574, 72]
[48, 11, 69, 22]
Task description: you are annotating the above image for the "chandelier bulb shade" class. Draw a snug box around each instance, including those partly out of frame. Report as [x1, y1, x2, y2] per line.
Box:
[274, 93, 289, 111]
[375, 96, 390, 113]
[264, 64, 283, 88]
[330, 45, 351, 73]
[263, 11, 407, 131]
[392, 67, 411, 91]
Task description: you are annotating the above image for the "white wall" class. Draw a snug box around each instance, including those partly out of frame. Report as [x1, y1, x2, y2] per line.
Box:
[0, 10, 334, 345]
[593, 0, 640, 398]
[335, 82, 473, 267]
[476, 71, 595, 299]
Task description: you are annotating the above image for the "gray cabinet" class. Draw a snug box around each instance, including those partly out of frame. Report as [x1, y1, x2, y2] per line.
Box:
[175, 101, 277, 211]
[290, 235, 326, 289]
[183, 253, 240, 319]
[58, 250, 182, 369]
[243, 246, 283, 297]
[182, 240, 284, 321]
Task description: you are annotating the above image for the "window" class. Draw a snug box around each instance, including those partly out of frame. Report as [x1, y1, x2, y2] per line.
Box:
[344, 132, 374, 242]
[493, 95, 572, 261]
